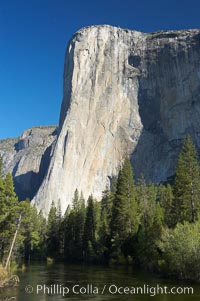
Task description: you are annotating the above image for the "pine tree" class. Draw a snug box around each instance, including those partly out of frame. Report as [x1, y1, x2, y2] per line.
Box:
[158, 184, 174, 228]
[37, 210, 47, 257]
[94, 200, 101, 241]
[101, 187, 113, 224]
[63, 205, 74, 260]
[63, 192, 86, 261]
[83, 195, 96, 260]
[173, 135, 200, 224]
[111, 159, 139, 239]
[136, 177, 164, 269]
[72, 191, 86, 260]
[0, 172, 18, 262]
[136, 175, 152, 228]
[3, 172, 18, 232]
[56, 200, 63, 256]
[46, 201, 59, 258]
[0, 154, 4, 178]
[0, 177, 5, 221]
[72, 189, 80, 212]
[75, 192, 86, 259]
[98, 188, 114, 260]
[18, 201, 40, 261]
[0, 177, 5, 261]
[110, 158, 139, 261]
[4, 173, 18, 203]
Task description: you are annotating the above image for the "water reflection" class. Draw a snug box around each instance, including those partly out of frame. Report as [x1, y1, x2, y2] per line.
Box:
[1, 263, 200, 301]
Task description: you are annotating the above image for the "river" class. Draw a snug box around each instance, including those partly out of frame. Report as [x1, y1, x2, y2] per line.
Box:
[1, 263, 200, 301]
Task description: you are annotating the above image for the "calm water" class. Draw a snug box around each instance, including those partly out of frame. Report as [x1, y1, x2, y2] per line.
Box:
[1, 263, 200, 301]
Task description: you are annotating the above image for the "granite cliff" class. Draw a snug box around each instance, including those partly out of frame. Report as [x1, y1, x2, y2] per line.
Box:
[1, 25, 200, 215]
[0, 126, 57, 200]
[31, 25, 200, 215]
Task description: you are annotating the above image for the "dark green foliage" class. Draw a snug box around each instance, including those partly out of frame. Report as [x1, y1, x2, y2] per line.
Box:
[110, 158, 139, 261]
[111, 159, 139, 238]
[63, 191, 86, 261]
[72, 189, 80, 211]
[0, 177, 5, 219]
[74, 193, 86, 258]
[83, 195, 96, 260]
[159, 221, 200, 281]
[1, 141, 200, 282]
[136, 204, 164, 270]
[0, 154, 4, 178]
[17, 201, 40, 261]
[158, 184, 174, 228]
[0, 169, 46, 263]
[46, 201, 62, 259]
[173, 135, 200, 225]
[37, 210, 47, 257]
[97, 188, 114, 261]
[101, 187, 113, 223]
[4, 173, 17, 202]
[136, 177, 164, 269]
[0, 172, 19, 262]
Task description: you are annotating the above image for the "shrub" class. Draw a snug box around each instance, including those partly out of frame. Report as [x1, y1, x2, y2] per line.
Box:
[159, 221, 200, 281]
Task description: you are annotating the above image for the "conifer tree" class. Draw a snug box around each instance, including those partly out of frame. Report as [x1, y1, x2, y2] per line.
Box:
[136, 175, 148, 218]
[76, 192, 86, 258]
[158, 184, 174, 228]
[37, 210, 47, 257]
[173, 135, 200, 224]
[101, 187, 113, 224]
[110, 158, 139, 260]
[0, 172, 18, 262]
[63, 205, 74, 259]
[136, 177, 163, 269]
[72, 189, 80, 212]
[71, 191, 86, 259]
[111, 158, 139, 240]
[98, 188, 114, 260]
[83, 195, 96, 260]
[0, 177, 5, 221]
[63, 192, 86, 261]
[83, 195, 95, 245]
[56, 200, 63, 256]
[4, 173, 18, 204]
[18, 201, 40, 261]
[0, 154, 4, 178]
[94, 201, 101, 241]
[0, 177, 5, 261]
[46, 201, 59, 258]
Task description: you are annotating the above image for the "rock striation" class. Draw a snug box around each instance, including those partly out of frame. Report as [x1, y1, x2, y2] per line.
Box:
[0, 126, 57, 200]
[32, 25, 200, 215]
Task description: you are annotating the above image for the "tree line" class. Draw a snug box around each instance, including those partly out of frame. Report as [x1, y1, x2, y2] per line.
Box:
[0, 135, 200, 281]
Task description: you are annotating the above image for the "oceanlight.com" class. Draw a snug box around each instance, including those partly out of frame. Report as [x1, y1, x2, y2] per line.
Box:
[25, 283, 194, 297]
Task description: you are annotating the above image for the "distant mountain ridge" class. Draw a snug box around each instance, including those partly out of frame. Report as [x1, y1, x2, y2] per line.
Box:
[0, 126, 57, 200]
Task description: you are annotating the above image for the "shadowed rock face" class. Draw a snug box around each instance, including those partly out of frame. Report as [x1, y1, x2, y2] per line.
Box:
[132, 30, 200, 182]
[31, 25, 200, 215]
[0, 126, 57, 200]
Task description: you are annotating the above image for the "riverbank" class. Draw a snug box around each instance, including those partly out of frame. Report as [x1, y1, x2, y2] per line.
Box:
[0, 265, 19, 289]
[0, 264, 8, 284]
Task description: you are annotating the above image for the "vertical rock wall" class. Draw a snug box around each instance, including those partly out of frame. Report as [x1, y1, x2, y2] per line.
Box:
[32, 25, 200, 215]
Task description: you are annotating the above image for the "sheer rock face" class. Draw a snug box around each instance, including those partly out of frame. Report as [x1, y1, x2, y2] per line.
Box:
[31, 25, 200, 215]
[0, 126, 57, 200]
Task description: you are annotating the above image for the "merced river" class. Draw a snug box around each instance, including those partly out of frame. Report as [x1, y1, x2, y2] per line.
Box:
[1, 263, 200, 301]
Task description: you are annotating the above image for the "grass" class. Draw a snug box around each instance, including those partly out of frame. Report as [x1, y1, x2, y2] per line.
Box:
[0, 264, 9, 283]
[0, 263, 20, 288]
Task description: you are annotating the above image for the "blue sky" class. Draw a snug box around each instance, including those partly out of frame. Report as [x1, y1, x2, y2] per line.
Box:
[0, 0, 200, 139]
